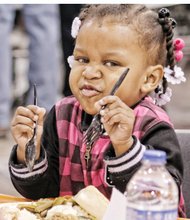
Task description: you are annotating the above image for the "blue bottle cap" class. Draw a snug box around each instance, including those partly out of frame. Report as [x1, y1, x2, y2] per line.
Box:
[143, 149, 166, 163]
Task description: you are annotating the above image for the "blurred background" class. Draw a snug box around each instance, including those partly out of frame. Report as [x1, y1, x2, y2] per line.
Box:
[0, 4, 189, 197]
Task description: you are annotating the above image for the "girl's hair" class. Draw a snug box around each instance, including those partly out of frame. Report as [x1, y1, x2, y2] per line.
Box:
[78, 4, 177, 94]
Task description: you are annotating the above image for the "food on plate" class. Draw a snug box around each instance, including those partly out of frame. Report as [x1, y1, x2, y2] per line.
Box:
[0, 186, 109, 220]
[74, 185, 109, 220]
[0, 197, 93, 220]
[0, 205, 37, 220]
[45, 203, 92, 220]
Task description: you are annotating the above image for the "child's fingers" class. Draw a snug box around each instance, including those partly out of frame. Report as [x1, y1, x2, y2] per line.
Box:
[11, 107, 36, 132]
[100, 107, 122, 123]
[94, 96, 110, 111]
[99, 95, 119, 105]
[26, 105, 46, 126]
[106, 105, 133, 119]
[99, 96, 132, 122]
[12, 105, 42, 125]
[11, 115, 36, 129]
[104, 111, 134, 126]
[100, 107, 125, 123]
[95, 95, 124, 111]
[13, 106, 36, 121]
[11, 105, 46, 138]
[12, 124, 33, 137]
[37, 107, 46, 126]
[27, 105, 46, 115]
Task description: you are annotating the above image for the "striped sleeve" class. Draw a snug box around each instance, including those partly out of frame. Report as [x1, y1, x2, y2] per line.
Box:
[9, 145, 48, 180]
[104, 136, 146, 187]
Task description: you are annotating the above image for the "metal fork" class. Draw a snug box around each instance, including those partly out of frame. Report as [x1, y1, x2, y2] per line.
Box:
[83, 68, 130, 167]
[25, 84, 37, 172]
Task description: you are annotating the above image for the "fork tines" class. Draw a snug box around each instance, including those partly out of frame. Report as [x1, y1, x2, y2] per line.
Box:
[83, 114, 103, 146]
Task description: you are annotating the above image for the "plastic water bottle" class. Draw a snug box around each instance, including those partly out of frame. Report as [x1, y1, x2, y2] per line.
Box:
[125, 149, 178, 220]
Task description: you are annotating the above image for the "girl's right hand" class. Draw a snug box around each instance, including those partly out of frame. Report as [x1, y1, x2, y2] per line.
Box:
[11, 105, 46, 164]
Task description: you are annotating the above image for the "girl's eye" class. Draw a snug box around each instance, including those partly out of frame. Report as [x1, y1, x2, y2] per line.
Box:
[104, 61, 119, 67]
[75, 57, 89, 63]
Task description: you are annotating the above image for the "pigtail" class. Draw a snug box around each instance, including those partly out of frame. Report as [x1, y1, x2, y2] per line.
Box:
[153, 7, 185, 106]
[158, 8, 176, 93]
[158, 8, 176, 68]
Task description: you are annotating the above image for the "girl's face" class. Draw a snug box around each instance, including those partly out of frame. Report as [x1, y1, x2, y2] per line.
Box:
[70, 19, 152, 115]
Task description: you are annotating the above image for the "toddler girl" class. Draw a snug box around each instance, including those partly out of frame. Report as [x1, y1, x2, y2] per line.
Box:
[9, 4, 185, 217]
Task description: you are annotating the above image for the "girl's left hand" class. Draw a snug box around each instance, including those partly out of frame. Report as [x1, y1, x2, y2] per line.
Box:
[95, 96, 135, 156]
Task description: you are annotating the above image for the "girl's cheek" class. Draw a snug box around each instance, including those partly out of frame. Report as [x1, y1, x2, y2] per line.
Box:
[71, 64, 85, 75]
[69, 73, 76, 90]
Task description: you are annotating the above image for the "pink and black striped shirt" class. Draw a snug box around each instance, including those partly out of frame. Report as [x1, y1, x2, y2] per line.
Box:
[9, 95, 185, 217]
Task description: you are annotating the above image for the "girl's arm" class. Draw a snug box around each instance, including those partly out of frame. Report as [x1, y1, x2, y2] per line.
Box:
[9, 106, 60, 200]
[104, 122, 183, 193]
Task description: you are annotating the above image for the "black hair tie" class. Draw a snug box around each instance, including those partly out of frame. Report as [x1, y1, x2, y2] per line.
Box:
[169, 18, 177, 29]
[158, 8, 170, 18]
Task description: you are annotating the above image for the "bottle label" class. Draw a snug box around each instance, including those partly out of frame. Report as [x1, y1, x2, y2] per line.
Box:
[126, 207, 178, 220]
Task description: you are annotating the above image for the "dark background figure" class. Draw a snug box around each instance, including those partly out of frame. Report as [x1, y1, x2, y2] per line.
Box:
[59, 4, 84, 97]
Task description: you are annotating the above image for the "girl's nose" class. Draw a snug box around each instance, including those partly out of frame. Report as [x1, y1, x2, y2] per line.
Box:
[82, 66, 102, 79]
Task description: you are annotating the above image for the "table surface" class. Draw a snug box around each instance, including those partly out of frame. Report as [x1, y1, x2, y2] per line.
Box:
[0, 194, 189, 220]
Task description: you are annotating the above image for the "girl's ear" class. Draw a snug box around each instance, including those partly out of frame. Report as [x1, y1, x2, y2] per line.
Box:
[141, 65, 164, 94]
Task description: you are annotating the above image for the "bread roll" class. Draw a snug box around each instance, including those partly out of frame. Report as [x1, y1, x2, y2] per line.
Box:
[74, 186, 109, 220]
